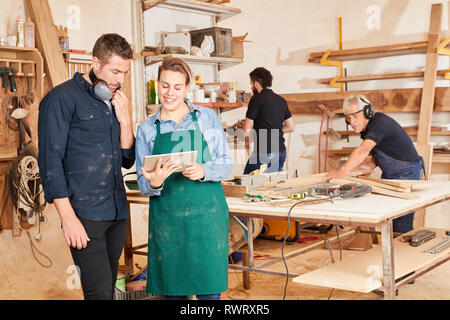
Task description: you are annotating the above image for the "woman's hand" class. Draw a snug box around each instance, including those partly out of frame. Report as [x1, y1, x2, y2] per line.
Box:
[182, 163, 205, 181]
[141, 158, 181, 188]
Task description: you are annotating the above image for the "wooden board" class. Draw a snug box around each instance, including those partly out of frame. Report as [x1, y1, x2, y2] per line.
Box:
[26, 0, 68, 87]
[293, 228, 450, 293]
[281, 87, 450, 115]
[329, 178, 420, 200]
[222, 183, 248, 198]
[309, 41, 431, 62]
[344, 176, 411, 193]
[319, 70, 447, 84]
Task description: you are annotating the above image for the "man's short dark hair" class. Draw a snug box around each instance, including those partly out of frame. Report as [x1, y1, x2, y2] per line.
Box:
[249, 67, 273, 88]
[93, 33, 133, 63]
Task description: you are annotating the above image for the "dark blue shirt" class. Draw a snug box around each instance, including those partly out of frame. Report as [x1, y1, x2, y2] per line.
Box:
[361, 112, 419, 162]
[38, 72, 135, 221]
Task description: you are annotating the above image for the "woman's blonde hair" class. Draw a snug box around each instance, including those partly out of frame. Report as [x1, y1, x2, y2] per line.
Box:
[158, 57, 193, 85]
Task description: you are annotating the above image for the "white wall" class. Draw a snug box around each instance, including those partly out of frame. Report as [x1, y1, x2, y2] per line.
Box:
[217, 0, 450, 227]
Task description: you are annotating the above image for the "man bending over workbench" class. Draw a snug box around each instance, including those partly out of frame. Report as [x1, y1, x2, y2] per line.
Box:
[324, 95, 425, 233]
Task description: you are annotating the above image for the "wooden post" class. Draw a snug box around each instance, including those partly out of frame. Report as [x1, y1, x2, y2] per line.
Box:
[241, 251, 250, 290]
[417, 3, 443, 179]
[381, 219, 395, 300]
[25, 0, 68, 87]
[415, 3, 443, 229]
[123, 205, 134, 275]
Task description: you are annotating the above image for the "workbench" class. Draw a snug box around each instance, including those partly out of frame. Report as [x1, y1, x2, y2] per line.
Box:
[124, 180, 450, 300]
[226, 180, 450, 300]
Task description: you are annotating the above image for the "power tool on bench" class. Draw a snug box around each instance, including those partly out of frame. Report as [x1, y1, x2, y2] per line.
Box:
[337, 183, 372, 198]
[306, 183, 372, 199]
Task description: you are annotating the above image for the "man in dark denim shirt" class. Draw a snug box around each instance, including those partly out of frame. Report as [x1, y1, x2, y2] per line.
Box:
[38, 34, 135, 300]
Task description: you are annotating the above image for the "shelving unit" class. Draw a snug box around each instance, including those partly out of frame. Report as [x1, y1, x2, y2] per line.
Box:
[143, 52, 242, 70]
[136, 0, 246, 122]
[141, 0, 241, 21]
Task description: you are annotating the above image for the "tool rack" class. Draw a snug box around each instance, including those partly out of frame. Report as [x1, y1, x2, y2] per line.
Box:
[0, 46, 44, 98]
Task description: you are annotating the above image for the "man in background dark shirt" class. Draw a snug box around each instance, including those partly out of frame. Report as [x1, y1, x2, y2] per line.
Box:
[38, 34, 135, 299]
[243, 67, 294, 174]
[324, 95, 424, 233]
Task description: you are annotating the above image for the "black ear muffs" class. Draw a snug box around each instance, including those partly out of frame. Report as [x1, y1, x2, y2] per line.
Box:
[89, 69, 113, 101]
[345, 97, 374, 125]
[360, 97, 374, 120]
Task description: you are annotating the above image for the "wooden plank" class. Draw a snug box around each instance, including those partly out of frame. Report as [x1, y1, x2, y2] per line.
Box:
[319, 70, 446, 84]
[281, 87, 450, 115]
[328, 127, 450, 136]
[355, 176, 412, 190]
[417, 3, 443, 180]
[26, 0, 68, 87]
[309, 39, 450, 63]
[222, 183, 248, 198]
[345, 177, 411, 193]
[309, 41, 428, 62]
[329, 179, 420, 200]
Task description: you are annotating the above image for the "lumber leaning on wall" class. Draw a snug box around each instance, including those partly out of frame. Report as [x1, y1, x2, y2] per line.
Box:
[26, 0, 68, 87]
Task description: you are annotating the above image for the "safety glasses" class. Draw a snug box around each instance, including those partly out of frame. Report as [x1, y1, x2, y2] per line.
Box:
[344, 109, 363, 123]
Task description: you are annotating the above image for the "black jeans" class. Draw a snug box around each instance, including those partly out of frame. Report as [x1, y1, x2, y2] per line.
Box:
[69, 216, 127, 300]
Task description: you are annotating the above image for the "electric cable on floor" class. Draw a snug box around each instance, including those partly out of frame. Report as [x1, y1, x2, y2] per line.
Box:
[282, 198, 330, 300]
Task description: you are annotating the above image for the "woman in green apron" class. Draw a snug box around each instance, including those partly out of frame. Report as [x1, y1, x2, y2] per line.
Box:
[135, 57, 233, 300]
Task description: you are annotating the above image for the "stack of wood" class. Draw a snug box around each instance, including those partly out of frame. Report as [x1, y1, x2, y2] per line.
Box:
[329, 176, 431, 200]
[222, 170, 431, 200]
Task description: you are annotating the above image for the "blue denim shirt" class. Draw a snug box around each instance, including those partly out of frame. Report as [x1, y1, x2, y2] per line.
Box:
[38, 72, 135, 221]
[136, 101, 233, 197]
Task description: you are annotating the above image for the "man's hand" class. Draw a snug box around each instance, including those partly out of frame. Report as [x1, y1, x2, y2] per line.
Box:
[111, 89, 130, 125]
[323, 167, 347, 180]
[54, 198, 90, 250]
[141, 158, 181, 188]
[182, 163, 205, 181]
[61, 214, 90, 250]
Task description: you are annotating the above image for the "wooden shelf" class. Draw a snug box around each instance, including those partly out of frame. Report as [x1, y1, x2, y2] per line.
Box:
[325, 127, 450, 137]
[141, 0, 241, 21]
[146, 102, 246, 113]
[281, 87, 450, 115]
[309, 41, 433, 63]
[319, 70, 447, 84]
[143, 53, 242, 69]
[328, 147, 450, 164]
[0, 46, 39, 52]
[194, 102, 247, 108]
[0, 47, 44, 97]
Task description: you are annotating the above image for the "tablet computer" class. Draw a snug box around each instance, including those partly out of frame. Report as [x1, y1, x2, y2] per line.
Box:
[143, 151, 197, 173]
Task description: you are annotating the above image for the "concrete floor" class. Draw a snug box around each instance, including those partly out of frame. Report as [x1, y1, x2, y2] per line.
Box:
[223, 238, 450, 300]
[0, 204, 448, 300]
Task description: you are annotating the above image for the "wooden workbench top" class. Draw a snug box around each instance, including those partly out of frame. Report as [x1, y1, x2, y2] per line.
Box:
[226, 181, 450, 225]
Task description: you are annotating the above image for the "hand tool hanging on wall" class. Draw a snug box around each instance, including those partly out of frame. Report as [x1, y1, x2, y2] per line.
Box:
[0, 68, 18, 92]
[26, 75, 35, 104]
[0, 67, 10, 89]
[8, 68, 17, 92]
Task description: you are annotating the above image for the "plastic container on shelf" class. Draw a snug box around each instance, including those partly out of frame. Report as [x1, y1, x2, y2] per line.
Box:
[16, 15, 25, 48]
[24, 18, 35, 48]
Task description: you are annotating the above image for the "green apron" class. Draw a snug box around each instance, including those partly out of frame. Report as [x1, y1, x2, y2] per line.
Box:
[146, 111, 229, 296]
